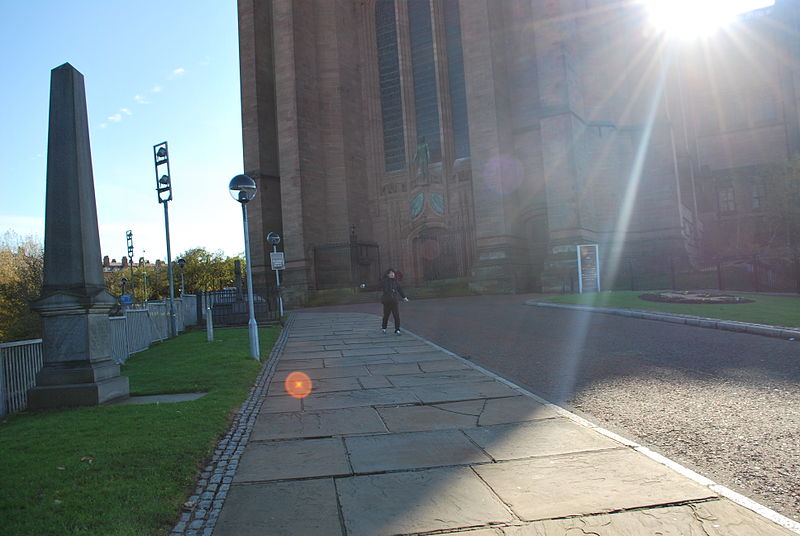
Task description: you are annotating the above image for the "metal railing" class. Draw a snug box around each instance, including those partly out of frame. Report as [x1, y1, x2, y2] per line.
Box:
[0, 339, 43, 416]
[0, 295, 199, 417]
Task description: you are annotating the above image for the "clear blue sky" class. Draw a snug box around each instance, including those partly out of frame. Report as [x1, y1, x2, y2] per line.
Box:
[0, 1, 246, 262]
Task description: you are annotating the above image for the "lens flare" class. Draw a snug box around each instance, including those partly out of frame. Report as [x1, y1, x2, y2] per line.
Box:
[284, 371, 313, 399]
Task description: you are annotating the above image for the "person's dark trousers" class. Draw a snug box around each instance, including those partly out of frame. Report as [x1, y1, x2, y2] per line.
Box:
[381, 300, 400, 330]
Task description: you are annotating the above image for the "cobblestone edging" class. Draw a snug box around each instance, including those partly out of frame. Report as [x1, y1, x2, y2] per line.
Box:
[170, 317, 295, 536]
[529, 301, 800, 341]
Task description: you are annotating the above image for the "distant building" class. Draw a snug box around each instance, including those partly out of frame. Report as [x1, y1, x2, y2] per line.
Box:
[102, 256, 155, 273]
[238, 0, 799, 304]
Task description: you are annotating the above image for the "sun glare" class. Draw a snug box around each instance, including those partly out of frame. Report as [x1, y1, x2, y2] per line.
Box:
[643, 0, 775, 40]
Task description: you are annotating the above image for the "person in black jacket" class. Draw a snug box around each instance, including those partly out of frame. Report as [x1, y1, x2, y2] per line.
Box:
[379, 268, 408, 334]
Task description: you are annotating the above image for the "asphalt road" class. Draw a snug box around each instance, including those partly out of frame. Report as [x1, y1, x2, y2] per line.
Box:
[306, 293, 800, 523]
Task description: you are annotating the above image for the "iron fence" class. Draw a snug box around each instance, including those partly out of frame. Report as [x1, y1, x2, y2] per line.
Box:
[0, 339, 43, 417]
[0, 295, 200, 417]
[203, 287, 281, 326]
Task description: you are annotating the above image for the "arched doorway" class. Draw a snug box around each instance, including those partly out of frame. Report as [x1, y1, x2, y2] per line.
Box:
[413, 228, 467, 281]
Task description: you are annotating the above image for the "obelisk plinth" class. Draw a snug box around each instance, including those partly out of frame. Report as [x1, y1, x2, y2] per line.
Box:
[27, 63, 129, 409]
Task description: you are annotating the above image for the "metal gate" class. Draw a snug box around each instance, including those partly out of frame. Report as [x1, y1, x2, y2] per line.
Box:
[204, 286, 280, 326]
[413, 228, 468, 281]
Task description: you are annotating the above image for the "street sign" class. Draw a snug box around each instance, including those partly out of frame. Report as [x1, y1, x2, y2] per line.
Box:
[120, 294, 133, 305]
[270, 252, 285, 270]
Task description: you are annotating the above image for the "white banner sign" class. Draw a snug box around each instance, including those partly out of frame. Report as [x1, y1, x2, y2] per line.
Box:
[270, 252, 285, 270]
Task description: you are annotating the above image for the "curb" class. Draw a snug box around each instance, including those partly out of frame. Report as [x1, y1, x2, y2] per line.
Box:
[529, 301, 800, 341]
[404, 326, 800, 535]
[170, 316, 295, 536]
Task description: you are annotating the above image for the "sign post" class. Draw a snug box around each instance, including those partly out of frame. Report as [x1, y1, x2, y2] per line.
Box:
[576, 244, 601, 293]
[267, 232, 285, 317]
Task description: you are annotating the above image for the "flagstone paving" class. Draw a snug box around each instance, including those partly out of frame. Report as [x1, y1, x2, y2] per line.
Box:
[207, 312, 799, 536]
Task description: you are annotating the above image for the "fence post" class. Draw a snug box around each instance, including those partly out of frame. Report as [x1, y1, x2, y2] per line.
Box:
[0, 351, 7, 418]
[207, 304, 214, 343]
[717, 260, 723, 291]
[196, 292, 204, 325]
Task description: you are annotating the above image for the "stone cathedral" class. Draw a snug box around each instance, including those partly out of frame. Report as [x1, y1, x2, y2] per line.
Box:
[237, 0, 800, 305]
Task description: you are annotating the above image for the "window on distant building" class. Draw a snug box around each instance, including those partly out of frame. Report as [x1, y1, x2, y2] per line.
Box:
[717, 181, 736, 213]
[376, 0, 406, 172]
[752, 179, 766, 210]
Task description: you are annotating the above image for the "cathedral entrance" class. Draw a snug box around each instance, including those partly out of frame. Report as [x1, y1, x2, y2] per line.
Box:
[413, 228, 467, 282]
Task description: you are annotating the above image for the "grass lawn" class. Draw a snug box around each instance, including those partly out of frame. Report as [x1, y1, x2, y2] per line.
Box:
[0, 325, 279, 536]
[539, 291, 800, 328]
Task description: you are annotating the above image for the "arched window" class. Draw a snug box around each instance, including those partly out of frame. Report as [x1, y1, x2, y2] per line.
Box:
[375, 0, 471, 172]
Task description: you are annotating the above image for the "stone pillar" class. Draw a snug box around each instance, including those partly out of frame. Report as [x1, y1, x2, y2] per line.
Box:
[28, 63, 129, 409]
[239, 0, 283, 289]
[532, 1, 595, 292]
[461, 1, 532, 293]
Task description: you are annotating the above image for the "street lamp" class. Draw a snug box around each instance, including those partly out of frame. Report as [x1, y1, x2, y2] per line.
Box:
[229, 174, 260, 360]
[139, 256, 148, 302]
[177, 258, 186, 295]
[126, 230, 134, 287]
[153, 141, 177, 338]
[121, 276, 128, 295]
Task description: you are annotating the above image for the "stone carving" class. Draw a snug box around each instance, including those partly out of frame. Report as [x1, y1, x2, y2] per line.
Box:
[412, 137, 430, 184]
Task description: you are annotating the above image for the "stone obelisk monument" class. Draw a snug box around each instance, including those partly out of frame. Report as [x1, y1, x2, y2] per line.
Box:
[27, 63, 129, 409]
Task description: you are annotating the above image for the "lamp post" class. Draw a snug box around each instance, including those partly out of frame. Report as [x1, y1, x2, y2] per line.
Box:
[229, 174, 260, 360]
[177, 258, 186, 295]
[153, 142, 177, 338]
[139, 256, 148, 302]
[121, 276, 128, 296]
[126, 230, 134, 292]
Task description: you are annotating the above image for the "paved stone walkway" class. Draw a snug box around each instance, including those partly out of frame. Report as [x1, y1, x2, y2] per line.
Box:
[185, 311, 799, 535]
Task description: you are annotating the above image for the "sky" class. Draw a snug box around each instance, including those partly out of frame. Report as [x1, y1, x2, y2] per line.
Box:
[0, 1, 247, 263]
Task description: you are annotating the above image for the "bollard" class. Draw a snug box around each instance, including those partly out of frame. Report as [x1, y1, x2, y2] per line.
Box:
[206, 306, 214, 342]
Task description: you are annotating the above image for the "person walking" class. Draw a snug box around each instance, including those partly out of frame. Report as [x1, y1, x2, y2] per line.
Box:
[379, 268, 408, 334]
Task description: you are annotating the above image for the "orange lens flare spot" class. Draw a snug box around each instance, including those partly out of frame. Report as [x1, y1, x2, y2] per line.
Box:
[284, 371, 313, 399]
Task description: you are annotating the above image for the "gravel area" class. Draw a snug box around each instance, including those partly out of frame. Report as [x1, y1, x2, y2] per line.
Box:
[310, 294, 800, 523]
[568, 366, 800, 523]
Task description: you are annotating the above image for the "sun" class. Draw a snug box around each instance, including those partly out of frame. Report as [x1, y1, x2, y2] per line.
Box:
[642, 0, 775, 40]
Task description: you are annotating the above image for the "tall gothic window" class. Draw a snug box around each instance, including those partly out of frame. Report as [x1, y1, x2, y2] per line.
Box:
[443, 0, 470, 159]
[408, 0, 442, 162]
[376, 0, 406, 172]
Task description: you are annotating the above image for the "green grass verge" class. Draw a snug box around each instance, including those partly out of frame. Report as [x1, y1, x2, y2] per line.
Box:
[0, 326, 279, 536]
[539, 291, 800, 328]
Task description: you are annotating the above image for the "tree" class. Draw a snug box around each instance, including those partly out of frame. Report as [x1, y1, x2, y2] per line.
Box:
[101, 247, 243, 302]
[177, 247, 243, 293]
[0, 231, 43, 343]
